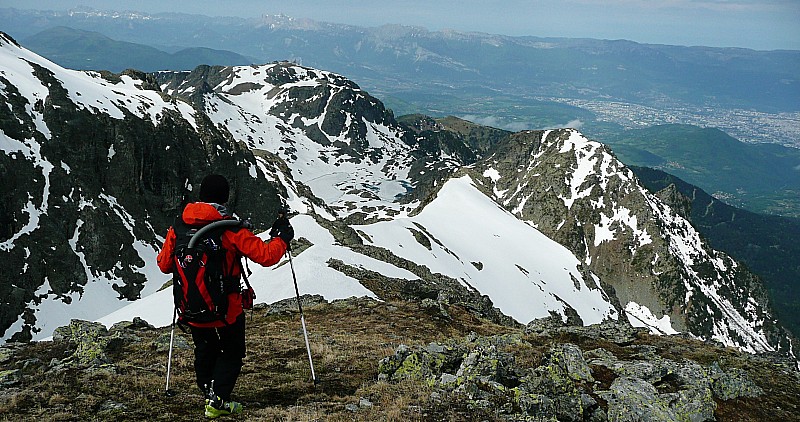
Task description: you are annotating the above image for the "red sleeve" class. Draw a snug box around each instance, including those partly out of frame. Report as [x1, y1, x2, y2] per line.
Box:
[227, 229, 287, 267]
[157, 227, 176, 274]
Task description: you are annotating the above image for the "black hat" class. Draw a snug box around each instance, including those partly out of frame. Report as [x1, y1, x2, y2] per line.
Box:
[199, 174, 229, 204]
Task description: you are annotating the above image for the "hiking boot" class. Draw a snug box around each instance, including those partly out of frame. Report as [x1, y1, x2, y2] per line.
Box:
[204, 396, 243, 419]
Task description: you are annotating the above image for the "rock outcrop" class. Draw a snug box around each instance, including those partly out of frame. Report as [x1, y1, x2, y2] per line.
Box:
[379, 317, 773, 421]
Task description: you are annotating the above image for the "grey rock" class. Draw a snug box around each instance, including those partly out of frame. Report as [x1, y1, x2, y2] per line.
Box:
[524, 311, 575, 336]
[109, 317, 155, 332]
[154, 332, 191, 352]
[0, 347, 14, 365]
[0, 369, 21, 387]
[20, 358, 42, 371]
[106, 330, 142, 352]
[610, 359, 670, 384]
[544, 343, 594, 383]
[52, 320, 111, 367]
[440, 373, 458, 385]
[593, 352, 717, 421]
[585, 347, 618, 362]
[425, 342, 445, 354]
[708, 362, 763, 400]
[100, 400, 127, 411]
[266, 294, 328, 314]
[526, 317, 643, 346]
[420, 298, 450, 320]
[602, 376, 679, 422]
[670, 386, 716, 422]
[522, 367, 585, 421]
[375, 331, 746, 422]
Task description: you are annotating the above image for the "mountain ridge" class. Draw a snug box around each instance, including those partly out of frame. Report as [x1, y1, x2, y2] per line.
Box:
[0, 31, 796, 366]
[631, 165, 800, 335]
[22, 26, 253, 72]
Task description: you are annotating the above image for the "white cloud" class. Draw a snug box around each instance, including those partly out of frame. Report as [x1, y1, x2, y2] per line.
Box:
[459, 115, 532, 132]
[543, 119, 584, 130]
[460, 115, 586, 133]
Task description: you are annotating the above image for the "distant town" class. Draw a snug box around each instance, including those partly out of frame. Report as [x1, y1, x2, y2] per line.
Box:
[545, 97, 800, 148]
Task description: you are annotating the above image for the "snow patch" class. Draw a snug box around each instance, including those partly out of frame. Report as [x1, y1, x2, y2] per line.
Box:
[625, 302, 679, 335]
[357, 175, 618, 326]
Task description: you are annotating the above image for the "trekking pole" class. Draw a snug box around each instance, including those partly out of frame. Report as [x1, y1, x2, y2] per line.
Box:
[164, 307, 177, 397]
[288, 249, 318, 385]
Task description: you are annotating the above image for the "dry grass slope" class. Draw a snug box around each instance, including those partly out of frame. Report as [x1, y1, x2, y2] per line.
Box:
[1, 296, 798, 421]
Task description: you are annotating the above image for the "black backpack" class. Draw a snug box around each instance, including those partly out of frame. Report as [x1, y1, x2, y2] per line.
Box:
[171, 218, 246, 325]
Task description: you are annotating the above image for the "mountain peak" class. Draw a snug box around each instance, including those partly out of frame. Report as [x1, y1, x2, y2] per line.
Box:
[473, 128, 792, 353]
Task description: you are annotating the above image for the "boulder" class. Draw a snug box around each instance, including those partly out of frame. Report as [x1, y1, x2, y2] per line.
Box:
[601, 376, 679, 421]
[707, 362, 763, 400]
[52, 320, 112, 367]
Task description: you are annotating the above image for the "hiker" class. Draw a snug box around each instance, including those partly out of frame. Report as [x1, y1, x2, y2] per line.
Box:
[157, 174, 294, 418]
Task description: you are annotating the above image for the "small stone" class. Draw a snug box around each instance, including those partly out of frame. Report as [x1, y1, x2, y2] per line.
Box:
[425, 342, 445, 354]
[154, 332, 191, 352]
[0, 369, 21, 387]
[440, 373, 458, 385]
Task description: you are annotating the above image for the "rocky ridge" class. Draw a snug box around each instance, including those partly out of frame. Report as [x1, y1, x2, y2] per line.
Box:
[469, 129, 793, 354]
[0, 32, 288, 341]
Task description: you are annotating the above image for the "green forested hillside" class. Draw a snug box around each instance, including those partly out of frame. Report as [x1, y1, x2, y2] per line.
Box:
[605, 124, 800, 217]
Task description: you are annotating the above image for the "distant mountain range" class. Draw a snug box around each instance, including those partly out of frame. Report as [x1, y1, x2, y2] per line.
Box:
[2, 7, 798, 115]
[22, 26, 253, 72]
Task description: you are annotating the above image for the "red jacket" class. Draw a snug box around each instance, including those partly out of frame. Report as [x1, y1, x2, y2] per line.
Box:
[157, 202, 287, 327]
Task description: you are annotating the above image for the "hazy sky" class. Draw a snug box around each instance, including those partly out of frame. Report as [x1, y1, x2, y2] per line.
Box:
[3, 0, 799, 50]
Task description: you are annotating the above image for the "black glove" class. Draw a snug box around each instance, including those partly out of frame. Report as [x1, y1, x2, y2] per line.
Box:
[270, 216, 294, 248]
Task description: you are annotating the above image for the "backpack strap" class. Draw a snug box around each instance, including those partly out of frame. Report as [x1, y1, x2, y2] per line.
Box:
[239, 257, 256, 317]
[240, 257, 253, 289]
[188, 219, 244, 248]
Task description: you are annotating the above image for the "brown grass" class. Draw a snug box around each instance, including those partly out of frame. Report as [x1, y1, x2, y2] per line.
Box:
[0, 300, 511, 421]
[1, 299, 798, 421]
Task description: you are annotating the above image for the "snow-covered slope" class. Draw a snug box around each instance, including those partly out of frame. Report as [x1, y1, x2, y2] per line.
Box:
[0, 33, 183, 339]
[0, 33, 281, 341]
[355, 175, 617, 325]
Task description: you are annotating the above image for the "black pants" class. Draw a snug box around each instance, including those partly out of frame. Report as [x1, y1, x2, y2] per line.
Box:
[189, 315, 246, 401]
